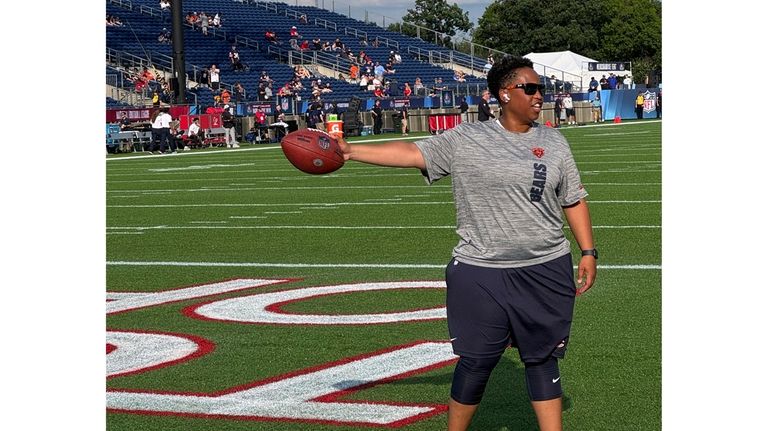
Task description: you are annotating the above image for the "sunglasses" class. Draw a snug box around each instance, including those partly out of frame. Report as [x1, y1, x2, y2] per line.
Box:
[509, 83, 546, 95]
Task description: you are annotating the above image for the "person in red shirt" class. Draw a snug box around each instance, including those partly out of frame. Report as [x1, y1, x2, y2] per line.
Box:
[403, 82, 412, 98]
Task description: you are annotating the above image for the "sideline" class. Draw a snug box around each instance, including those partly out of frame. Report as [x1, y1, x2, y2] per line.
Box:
[106, 119, 662, 162]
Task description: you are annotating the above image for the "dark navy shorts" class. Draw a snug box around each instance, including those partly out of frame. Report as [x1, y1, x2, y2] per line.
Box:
[445, 253, 576, 364]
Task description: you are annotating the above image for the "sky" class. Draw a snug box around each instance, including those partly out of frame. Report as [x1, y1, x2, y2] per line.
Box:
[302, 0, 494, 31]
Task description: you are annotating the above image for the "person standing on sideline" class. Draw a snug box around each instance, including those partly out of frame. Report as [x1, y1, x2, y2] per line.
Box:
[591, 93, 602, 123]
[399, 104, 409, 136]
[329, 55, 597, 431]
[222, 104, 239, 148]
[459, 97, 469, 123]
[656, 90, 661, 118]
[563, 93, 575, 125]
[371, 99, 383, 134]
[635, 91, 645, 120]
[149, 108, 162, 153]
[478, 90, 494, 122]
[158, 107, 176, 154]
[553, 94, 562, 128]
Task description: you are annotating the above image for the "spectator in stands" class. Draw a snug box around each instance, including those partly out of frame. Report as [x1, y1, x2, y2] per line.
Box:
[265, 29, 278, 44]
[374, 62, 385, 80]
[200, 12, 209, 36]
[234, 82, 245, 102]
[321, 82, 333, 94]
[332, 38, 344, 51]
[432, 77, 447, 93]
[106, 15, 123, 26]
[371, 37, 380, 47]
[487, 53, 495, 67]
[264, 82, 273, 100]
[599, 74, 609, 90]
[299, 14, 308, 24]
[289, 26, 301, 39]
[159, 0, 170, 10]
[260, 70, 273, 84]
[393, 51, 402, 64]
[623, 74, 633, 90]
[403, 82, 412, 98]
[384, 62, 396, 75]
[321, 41, 332, 51]
[258, 83, 267, 101]
[209, 64, 220, 90]
[307, 98, 324, 129]
[289, 38, 300, 51]
[588, 77, 599, 93]
[229, 46, 244, 71]
[359, 75, 369, 92]
[607, 73, 617, 89]
[277, 82, 293, 98]
[198, 67, 209, 88]
[186, 117, 203, 149]
[483, 60, 493, 76]
[349, 63, 359, 82]
[222, 104, 239, 148]
[300, 39, 309, 51]
[151, 90, 161, 107]
[414, 77, 424, 96]
[158, 28, 171, 44]
[359, 37, 368, 47]
[312, 37, 322, 50]
[454, 70, 466, 82]
[478, 90, 494, 122]
[371, 99, 383, 134]
[212, 13, 221, 28]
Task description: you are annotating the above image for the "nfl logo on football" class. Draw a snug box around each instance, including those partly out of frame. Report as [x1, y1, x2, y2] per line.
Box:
[643, 91, 657, 114]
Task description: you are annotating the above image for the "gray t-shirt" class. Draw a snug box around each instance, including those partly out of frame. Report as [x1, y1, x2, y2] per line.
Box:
[415, 121, 588, 268]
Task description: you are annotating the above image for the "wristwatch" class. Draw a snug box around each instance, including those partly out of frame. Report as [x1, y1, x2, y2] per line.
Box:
[581, 249, 598, 259]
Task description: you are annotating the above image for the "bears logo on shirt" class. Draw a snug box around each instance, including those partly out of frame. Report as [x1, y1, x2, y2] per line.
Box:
[530, 163, 547, 202]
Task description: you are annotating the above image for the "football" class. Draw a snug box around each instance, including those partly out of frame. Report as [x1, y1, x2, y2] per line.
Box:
[280, 128, 345, 175]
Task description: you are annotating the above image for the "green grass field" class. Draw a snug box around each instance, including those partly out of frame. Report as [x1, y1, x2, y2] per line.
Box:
[106, 120, 661, 430]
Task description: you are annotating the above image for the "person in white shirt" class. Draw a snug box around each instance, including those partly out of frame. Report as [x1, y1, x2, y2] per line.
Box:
[186, 117, 202, 149]
[562, 93, 575, 125]
[209, 64, 220, 90]
[157, 107, 177, 153]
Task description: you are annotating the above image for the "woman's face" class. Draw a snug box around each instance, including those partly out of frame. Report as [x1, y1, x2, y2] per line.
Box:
[500, 67, 544, 123]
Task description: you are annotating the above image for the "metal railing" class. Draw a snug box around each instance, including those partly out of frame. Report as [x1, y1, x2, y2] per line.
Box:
[108, 0, 133, 10]
[313, 17, 337, 31]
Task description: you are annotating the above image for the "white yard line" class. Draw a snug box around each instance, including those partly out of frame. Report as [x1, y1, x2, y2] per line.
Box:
[107, 225, 658, 231]
[106, 261, 661, 270]
[107, 200, 659, 209]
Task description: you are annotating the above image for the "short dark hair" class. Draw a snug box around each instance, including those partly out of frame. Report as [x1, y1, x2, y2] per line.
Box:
[486, 55, 535, 101]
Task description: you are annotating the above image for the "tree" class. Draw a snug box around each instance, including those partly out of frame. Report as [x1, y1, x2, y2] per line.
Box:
[395, 0, 473, 46]
[472, 0, 661, 82]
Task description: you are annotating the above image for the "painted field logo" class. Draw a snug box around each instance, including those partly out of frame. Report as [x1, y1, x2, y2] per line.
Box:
[643, 91, 657, 114]
[107, 279, 456, 427]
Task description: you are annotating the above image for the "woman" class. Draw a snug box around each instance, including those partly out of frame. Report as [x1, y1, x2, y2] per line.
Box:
[330, 55, 596, 431]
[403, 82, 412, 98]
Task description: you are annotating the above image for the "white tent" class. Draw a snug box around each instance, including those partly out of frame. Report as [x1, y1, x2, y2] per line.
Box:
[524, 50, 599, 92]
